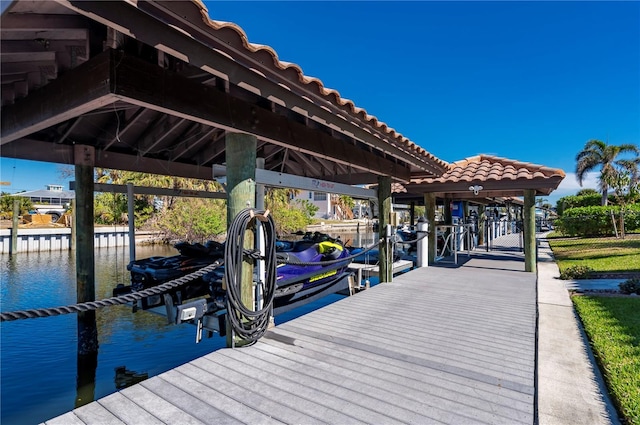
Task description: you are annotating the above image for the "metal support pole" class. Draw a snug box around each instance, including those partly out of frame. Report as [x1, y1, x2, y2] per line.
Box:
[416, 218, 429, 268]
[10, 199, 19, 254]
[127, 182, 135, 263]
[70, 199, 76, 251]
[453, 225, 458, 264]
[256, 158, 265, 211]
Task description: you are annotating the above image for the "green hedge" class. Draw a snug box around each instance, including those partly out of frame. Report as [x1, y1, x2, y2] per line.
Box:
[555, 194, 602, 215]
[555, 204, 640, 237]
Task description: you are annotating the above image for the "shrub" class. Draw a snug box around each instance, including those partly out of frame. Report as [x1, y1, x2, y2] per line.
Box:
[556, 194, 602, 215]
[559, 265, 594, 280]
[555, 204, 640, 237]
[271, 206, 312, 235]
[0, 195, 32, 218]
[619, 278, 640, 295]
[155, 198, 226, 243]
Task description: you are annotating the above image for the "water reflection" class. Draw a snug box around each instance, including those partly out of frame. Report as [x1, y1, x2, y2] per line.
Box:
[114, 365, 148, 390]
[75, 352, 98, 408]
[1, 245, 229, 425]
[1, 232, 381, 425]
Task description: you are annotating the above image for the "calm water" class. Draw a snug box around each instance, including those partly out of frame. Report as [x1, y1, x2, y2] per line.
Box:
[1, 231, 380, 425]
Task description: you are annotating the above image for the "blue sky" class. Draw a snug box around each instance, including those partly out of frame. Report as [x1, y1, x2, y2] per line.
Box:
[1, 1, 638, 205]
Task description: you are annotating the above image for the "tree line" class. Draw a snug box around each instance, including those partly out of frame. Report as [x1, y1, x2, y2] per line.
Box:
[555, 139, 639, 237]
[1, 168, 330, 243]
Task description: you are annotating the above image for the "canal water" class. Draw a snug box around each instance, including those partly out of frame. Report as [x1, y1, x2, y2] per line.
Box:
[1, 232, 382, 425]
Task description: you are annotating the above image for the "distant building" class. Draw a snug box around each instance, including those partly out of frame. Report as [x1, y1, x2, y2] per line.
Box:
[18, 184, 74, 205]
[295, 190, 332, 219]
[17, 184, 74, 221]
[293, 191, 369, 220]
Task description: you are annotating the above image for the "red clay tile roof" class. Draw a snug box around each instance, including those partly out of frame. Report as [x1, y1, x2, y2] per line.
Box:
[188, 0, 448, 172]
[415, 155, 566, 185]
[390, 155, 566, 197]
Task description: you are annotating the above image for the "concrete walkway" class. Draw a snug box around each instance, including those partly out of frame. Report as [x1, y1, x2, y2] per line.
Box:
[536, 239, 620, 425]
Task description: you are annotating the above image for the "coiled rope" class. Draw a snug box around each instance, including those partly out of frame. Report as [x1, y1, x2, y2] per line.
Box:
[0, 261, 223, 322]
[225, 208, 277, 344]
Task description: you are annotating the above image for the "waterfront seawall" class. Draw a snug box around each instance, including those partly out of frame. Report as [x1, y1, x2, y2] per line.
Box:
[0, 227, 163, 254]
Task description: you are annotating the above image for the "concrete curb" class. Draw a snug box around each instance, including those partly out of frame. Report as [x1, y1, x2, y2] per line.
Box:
[536, 239, 620, 425]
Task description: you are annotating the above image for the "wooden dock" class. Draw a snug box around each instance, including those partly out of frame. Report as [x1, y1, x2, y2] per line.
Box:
[44, 251, 536, 424]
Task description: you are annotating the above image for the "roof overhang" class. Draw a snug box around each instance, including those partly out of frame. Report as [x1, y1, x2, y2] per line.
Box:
[392, 155, 566, 203]
[1, 0, 447, 186]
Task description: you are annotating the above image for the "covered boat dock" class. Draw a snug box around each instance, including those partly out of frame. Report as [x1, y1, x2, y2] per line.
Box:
[44, 249, 538, 425]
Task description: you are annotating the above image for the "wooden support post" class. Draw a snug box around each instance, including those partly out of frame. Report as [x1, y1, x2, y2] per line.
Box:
[10, 199, 19, 254]
[74, 145, 98, 355]
[444, 197, 452, 225]
[377, 175, 391, 283]
[225, 132, 257, 347]
[524, 189, 537, 273]
[478, 204, 485, 247]
[424, 193, 436, 265]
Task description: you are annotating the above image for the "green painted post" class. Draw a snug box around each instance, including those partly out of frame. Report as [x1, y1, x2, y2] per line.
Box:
[524, 189, 537, 273]
[74, 145, 98, 355]
[377, 175, 391, 283]
[10, 199, 19, 254]
[225, 132, 257, 347]
[424, 193, 436, 264]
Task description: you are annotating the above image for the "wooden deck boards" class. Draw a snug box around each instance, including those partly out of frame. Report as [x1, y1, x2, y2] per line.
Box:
[43, 252, 537, 425]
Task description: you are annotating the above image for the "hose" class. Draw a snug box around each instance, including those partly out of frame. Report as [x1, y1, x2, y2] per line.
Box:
[225, 209, 277, 344]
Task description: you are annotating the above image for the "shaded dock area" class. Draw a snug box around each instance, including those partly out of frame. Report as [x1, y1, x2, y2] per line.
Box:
[44, 251, 536, 424]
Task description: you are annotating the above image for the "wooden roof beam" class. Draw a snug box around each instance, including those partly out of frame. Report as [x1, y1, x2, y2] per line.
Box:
[1, 48, 114, 144]
[54, 0, 443, 176]
[108, 50, 411, 181]
[170, 125, 217, 162]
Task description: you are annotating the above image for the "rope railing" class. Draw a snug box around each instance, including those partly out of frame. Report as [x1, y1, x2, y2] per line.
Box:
[2, 236, 387, 322]
[0, 261, 223, 322]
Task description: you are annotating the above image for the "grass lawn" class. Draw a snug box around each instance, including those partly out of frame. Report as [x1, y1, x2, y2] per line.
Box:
[547, 234, 640, 274]
[572, 296, 640, 425]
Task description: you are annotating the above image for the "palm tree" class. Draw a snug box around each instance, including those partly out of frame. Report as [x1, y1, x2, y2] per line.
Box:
[575, 139, 639, 206]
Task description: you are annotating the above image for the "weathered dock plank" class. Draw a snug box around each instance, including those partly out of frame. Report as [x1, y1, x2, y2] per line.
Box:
[113, 384, 205, 424]
[43, 412, 87, 425]
[259, 329, 532, 419]
[96, 392, 165, 425]
[73, 401, 126, 424]
[44, 251, 537, 425]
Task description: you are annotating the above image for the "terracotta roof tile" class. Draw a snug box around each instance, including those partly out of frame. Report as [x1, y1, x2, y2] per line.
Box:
[414, 155, 566, 185]
[188, 1, 448, 172]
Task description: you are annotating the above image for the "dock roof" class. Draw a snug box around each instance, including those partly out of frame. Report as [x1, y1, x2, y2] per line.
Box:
[0, 0, 447, 186]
